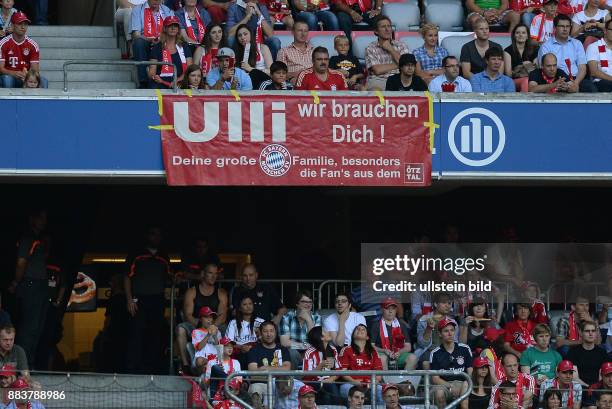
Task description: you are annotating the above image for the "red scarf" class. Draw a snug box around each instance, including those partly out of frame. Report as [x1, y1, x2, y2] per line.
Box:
[379, 318, 405, 353]
[553, 378, 574, 408]
[568, 311, 579, 341]
[565, 58, 574, 81]
[541, 69, 559, 93]
[200, 48, 218, 75]
[161, 45, 187, 78]
[531, 301, 547, 323]
[184, 8, 206, 43]
[143, 7, 163, 38]
[516, 320, 536, 347]
[344, 0, 369, 13]
[598, 40, 609, 68]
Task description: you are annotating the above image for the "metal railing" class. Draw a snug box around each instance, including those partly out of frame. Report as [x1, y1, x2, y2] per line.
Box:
[225, 369, 472, 409]
[62, 60, 178, 92]
[317, 280, 362, 310]
[546, 281, 606, 311]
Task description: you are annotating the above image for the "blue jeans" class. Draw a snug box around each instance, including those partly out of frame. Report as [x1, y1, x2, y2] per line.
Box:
[521, 11, 535, 26]
[295, 10, 340, 30]
[132, 37, 153, 84]
[336, 11, 376, 47]
[1, 74, 48, 88]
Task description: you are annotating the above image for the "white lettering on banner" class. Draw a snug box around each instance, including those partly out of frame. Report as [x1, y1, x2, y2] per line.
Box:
[173, 101, 286, 143]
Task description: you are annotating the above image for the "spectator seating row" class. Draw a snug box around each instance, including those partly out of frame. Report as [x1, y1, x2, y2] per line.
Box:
[275, 30, 512, 64]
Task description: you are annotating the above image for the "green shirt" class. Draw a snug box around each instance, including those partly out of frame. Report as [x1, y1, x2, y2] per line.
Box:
[475, 0, 501, 9]
[519, 346, 562, 380]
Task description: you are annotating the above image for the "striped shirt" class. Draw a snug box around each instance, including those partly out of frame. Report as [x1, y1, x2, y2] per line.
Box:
[302, 346, 340, 381]
[276, 42, 314, 75]
[365, 39, 409, 80]
[280, 310, 322, 344]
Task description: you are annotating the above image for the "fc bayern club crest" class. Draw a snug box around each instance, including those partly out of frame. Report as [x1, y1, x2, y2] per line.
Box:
[259, 144, 291, 177]
[456, 356, 464, 366]
[23, 48, 29, 56]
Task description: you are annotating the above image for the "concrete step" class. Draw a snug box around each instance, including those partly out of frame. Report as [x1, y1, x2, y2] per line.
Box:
[40, 60, 135, 71]
[41, 48, 121, 60]
[28, 26, 114, 38]
[32, 36, 118, 49]
[48, 81, 137, 90]
[44, 70, 133, 82]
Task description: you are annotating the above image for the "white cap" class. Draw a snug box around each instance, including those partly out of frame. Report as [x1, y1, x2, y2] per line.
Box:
[217, 47, 236, 58]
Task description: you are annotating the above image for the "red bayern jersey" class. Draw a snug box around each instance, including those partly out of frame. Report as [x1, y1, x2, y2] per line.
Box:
[339, 345, 382, 383]
[503, 319, 536, 353]
[295, 68, 348, 91]
[0, 35, 40, 72]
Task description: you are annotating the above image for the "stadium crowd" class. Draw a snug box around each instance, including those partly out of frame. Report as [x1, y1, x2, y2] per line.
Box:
[7, 211, 612, 409]
[110, 0, 612, 92]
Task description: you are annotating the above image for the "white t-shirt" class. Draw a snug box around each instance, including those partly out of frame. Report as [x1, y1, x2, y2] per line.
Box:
[572, 8, 609, 25]
[192, 329, 219, 362]
[323, 312, 366, 346]
[204, 358, 242, 383]
[587, 39, 612, 79]
[225, 318, 264, 345]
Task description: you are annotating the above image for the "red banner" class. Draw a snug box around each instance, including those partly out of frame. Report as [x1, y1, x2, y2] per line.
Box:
[160, 94, 431, 186]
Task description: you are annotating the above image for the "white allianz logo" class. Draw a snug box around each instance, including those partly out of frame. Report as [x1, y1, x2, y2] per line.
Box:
[448, 108, 506, 167]
[173, 101, 286, 143]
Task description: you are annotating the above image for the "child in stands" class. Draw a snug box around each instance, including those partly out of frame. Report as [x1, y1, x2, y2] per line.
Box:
[329, 35, 364, 90]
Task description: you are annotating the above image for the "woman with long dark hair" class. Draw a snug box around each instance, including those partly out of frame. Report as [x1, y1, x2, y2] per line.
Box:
[338, 324, 383, 404]
[180, 64, 206, 89]
[303, 326, 342, 405]
[460, 298, 493, 351]
[193, 23, 226, 77]
[503, 23, 539, 91]
[226, 296, 264, 367]
[232, 24, 272, 88]
[461, 357, 495, 409]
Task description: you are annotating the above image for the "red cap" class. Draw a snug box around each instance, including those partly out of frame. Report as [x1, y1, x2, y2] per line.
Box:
[437, 317, 457, 331]
[163, 15, 180, 27]
[199, 306, 217, 318]
[473, 357, 489, 368]
[557, 360, 575, 372]
[298, 385, 317, 396]
[10, 379, 28, 389]
[381, 298, 399, 309]
[484, 327, 505, 342]
[601, 362, 612, 376]
[229, 378, 242, 389]
[382, 384, 399, 394]
[11, 12, 31, 24]
[0, 364, 15, 377]
[220, 336, 236, 346]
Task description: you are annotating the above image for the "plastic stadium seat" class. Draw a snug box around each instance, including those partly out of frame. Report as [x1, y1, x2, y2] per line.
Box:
[382, 3, 420, 31]
[425, 2, 466, 31]
[352, 32, 378, 63]
[396, 32, 424, 51]
[440, 34, 474, 59]
[490, 33, 512, 49]
[275, 31, 295, 49]
[309, 31, 345, 56]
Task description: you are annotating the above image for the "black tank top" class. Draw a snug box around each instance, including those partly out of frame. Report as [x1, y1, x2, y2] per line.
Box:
[193, 284, 220, 318]
[469, 392, 490, 409]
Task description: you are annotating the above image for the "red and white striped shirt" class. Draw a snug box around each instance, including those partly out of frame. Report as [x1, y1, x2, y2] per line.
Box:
[0, 35, 39, 71]
[302, 346, 340, 381]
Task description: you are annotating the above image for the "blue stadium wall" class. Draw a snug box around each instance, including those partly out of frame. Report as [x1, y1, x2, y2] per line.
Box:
[1, 91, 611, 180]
